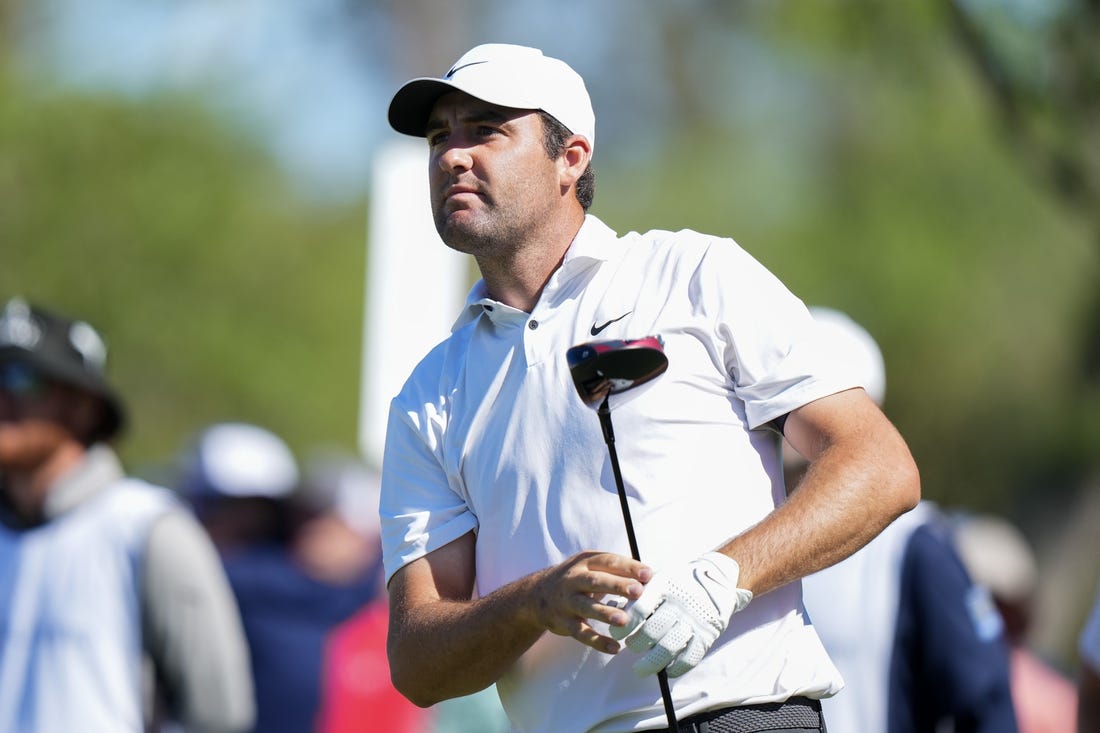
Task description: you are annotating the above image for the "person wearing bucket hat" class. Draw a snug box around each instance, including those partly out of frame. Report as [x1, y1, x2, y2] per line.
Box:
[379, 44, 921, 733]
[0, 297, 124, 444]
[0, 297, 255, 732]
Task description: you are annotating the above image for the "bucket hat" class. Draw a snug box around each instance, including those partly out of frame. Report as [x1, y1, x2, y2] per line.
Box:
[0, 297, 125, 440]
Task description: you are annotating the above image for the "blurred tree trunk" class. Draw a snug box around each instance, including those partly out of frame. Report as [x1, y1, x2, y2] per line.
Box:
[943, 2, 1100, 665]
[943, 0, 1100, 381]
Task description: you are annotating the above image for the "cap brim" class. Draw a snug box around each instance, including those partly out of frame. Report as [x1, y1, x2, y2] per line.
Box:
[0, 347, 126, 441]
[388, 78, 464, 137]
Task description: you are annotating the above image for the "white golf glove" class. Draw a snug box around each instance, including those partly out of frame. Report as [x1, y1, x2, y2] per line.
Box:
[610, 552, 753, 678]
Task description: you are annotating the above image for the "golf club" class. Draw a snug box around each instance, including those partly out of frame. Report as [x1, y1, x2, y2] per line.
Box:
[566, 335, 679, 733]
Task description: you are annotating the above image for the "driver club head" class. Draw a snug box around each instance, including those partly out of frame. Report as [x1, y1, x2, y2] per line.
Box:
[566, 335, 668, 408]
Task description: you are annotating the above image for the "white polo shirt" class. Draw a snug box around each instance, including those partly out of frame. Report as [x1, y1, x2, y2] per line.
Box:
[381, 215, 854, 733]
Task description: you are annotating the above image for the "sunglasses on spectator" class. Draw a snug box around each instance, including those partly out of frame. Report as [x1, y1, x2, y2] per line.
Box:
[0, 362, 50, 398]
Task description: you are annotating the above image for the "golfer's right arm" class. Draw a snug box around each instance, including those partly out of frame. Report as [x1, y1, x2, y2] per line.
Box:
[387, 531, 650, 707]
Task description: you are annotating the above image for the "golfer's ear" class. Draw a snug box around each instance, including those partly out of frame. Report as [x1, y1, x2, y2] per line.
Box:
[558, 135, 591, 188]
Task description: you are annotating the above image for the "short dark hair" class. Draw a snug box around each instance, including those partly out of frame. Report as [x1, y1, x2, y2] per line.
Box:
[539, 111, 595, 211]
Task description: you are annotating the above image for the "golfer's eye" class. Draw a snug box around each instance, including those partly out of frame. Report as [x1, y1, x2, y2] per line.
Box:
[427, 130, 449, 147]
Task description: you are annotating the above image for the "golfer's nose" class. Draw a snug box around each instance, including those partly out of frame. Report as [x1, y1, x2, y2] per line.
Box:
[437, 141, 473, 173]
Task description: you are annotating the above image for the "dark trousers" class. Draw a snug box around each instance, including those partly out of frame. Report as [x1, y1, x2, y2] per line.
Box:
[651, 696, 827, 733]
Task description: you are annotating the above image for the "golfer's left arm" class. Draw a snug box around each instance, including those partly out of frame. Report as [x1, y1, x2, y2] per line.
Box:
[721, 387, 920, 596]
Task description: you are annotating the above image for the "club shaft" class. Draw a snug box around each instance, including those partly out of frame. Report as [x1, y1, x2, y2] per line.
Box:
[600, 410, 641, 561]
[598, 401, 680, 733]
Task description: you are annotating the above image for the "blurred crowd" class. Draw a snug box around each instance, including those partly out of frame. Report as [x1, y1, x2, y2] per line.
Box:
[173, 420, 509, 733]
[0, 294, 1092, 733]
[0, 297, 509, 733]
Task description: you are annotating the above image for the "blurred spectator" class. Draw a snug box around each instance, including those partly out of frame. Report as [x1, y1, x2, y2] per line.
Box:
[305, 452, 509, 733]
[302, 451, 431, 733]
[182, 423, 301, 553]
[1079, 582, 1100, 731]
[955, 514, 1078, 732]
[798, 307, 1018, 732]
[0, 297, 254, 732]
[179, 426, 420, 733]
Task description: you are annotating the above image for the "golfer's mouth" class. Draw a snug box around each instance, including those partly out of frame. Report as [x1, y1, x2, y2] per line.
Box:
[443, 184, 483, 203]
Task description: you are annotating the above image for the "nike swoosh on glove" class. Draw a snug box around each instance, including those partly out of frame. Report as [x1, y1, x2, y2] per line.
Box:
[610, 552, 753, 678]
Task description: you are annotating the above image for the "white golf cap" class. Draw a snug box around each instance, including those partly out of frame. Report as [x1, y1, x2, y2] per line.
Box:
[387, 43, 595, 150]
[182, 422, 300, 500]
[809, 306, 887, 407]
[954, 514, 1038, 604]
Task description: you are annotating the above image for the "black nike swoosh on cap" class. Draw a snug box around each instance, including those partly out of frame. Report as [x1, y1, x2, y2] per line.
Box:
[590, 311, 632, 336]
[445, 60, 489, 79]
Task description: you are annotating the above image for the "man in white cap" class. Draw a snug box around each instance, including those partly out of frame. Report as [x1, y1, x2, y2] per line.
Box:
[798, 308, 1019, 733]
[380, 44, 921, 732]
[179, 424, 395, 733]
[0, 297, 254, 733]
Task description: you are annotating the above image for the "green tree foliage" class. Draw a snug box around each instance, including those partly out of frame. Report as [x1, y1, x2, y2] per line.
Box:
[941, 0, 1100, 493]
[592, 0, 1098, 513]
[0, 67, 368, 469]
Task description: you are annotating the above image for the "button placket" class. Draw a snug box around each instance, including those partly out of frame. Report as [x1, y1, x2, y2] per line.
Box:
[523, 313, 549, 366]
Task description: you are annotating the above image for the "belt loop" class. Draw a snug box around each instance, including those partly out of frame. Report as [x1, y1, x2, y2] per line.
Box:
[696, 721, 708, 733]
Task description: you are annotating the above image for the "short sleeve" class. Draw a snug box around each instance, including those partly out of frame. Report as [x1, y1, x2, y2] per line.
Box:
[379, 397, 479, 585]
[688, 238, 860, 428]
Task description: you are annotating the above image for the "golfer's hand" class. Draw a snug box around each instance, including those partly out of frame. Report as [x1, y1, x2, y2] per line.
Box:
[609, 552, 753, 678]
[534, 551, 650, 655]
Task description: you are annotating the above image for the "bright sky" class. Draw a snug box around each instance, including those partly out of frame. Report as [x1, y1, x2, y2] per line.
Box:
[15, 0, 1058, 204]
[19, 0, 391, 201]
[16, 0, 677, 203]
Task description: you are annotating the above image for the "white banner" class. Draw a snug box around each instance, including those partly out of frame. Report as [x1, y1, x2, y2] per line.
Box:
[358, 138, 468, 470]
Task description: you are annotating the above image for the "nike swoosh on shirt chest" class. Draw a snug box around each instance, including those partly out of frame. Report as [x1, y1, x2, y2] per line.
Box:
[590, 311, 632, 336]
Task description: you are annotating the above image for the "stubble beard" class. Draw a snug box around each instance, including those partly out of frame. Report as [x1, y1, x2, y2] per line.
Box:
[434, 203, 525, 261]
